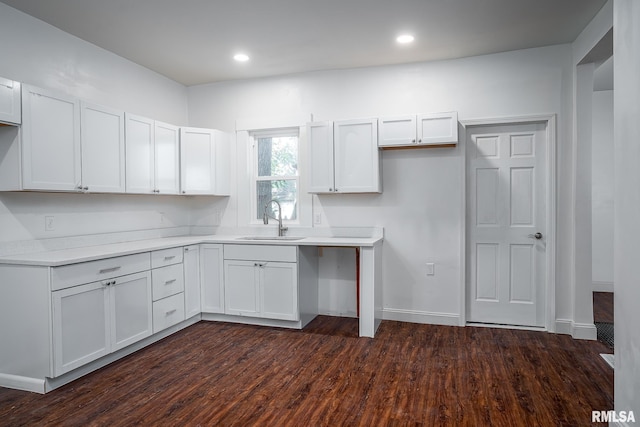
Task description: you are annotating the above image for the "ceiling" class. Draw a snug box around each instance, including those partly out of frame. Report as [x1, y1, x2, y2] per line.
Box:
[1, 0, 607, 86]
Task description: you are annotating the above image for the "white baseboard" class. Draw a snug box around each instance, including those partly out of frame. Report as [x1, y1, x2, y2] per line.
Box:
[382, 308, 459, 326]
[593, 281, 614, 292]
[0, 373, 45, 394]
[556, 319, 597, 340]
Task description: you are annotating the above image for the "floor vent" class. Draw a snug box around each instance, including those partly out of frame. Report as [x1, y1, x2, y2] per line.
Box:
[595, 322, 614, 349]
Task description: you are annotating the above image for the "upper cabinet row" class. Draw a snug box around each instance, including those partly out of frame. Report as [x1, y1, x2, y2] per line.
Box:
[0, 84, 230, 195]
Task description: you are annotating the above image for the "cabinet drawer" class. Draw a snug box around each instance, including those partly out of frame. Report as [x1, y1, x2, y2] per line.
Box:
[51, 253, 151, 291]
[151, 263, 184, 301]
[151, 247, 183, 269]
[153, 293, 185, 333]
[224, 244, 297, 262]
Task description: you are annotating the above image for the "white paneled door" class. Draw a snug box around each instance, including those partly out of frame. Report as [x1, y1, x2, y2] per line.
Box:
[467, 122, 547, 327]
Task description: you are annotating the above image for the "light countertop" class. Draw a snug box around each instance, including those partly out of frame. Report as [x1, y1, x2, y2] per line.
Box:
[0, 234, 383, 267]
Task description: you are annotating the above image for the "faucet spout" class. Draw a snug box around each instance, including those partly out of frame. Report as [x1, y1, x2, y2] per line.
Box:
[262, 199, 288, 236]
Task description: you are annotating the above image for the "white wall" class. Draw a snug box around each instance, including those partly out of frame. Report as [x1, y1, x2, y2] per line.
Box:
[0, 3, 192, 254]
[187, 45, 575, 324]
[614, 0, 640, 418]
[591, 90, 614, 289]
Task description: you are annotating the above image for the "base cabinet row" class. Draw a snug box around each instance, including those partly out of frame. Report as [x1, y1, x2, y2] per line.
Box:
[0, 241, 315, 393]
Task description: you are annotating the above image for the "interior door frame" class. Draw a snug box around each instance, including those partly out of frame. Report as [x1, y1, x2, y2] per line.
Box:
[459, 114, 557, 331]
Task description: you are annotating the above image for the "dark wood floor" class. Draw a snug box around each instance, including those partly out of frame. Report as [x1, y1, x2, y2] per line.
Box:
[593, 292, 614, 324]
[0, 317, 613, 426]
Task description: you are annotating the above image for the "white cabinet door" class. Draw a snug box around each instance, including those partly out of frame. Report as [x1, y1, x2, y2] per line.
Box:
[212, 130, 231, 196]
[125, 114, 155, 194]
[80, 102, 126, 193]
[154, 121, 180, 194]
[0, 77, 21, 124]
[308, 121, 335, 193]
[21, 85, 81, 191]
[417, 112, 458, 145]
[183, 245, 201, 319]
[201, 244, 224, 314]
[180, 127, 215, 195]
[110, 271, 152, 351]
[180, 127, 230, 195]
[334, 118, 380, 193]
[378, 115, 416, 147]
[224, 260, 260, 317]
[261, 262, 298, 321]
[52, 281, 110, 376]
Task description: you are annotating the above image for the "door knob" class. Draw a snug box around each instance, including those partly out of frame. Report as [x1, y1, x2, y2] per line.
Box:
[528, 232, 543, 240]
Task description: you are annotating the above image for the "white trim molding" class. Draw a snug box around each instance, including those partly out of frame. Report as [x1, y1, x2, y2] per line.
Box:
[555, 319, 598, 340]
[383, 308, 460, 326]
[593, 281, 614, 292]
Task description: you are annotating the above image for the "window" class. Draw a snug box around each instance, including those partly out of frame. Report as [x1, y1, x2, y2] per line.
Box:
[251, 129, 299, 222]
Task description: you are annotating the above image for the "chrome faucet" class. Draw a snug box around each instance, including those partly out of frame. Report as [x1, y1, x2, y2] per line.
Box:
[263, 199, 288, 236]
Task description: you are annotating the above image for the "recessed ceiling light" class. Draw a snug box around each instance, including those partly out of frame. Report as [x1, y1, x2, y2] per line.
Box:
[396, 34, 415, 44]
[233, 53, 250, 62]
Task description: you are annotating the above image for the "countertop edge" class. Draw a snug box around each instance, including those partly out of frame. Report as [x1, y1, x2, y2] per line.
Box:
[0, 235, 383, 267]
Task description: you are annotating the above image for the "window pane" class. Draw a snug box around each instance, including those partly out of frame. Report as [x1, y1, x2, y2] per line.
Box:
[257, 136, 298, 177]
[257, 180, 297, 221]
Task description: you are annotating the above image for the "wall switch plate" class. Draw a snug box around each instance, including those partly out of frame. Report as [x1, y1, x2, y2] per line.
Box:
[159, 212, 165, 224]
[314, 212, 322, 225]
[45, 216, 55, 231]
[426, 263, 435, 276]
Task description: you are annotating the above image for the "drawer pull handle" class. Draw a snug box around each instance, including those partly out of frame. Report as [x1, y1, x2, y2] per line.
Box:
[164, 279, 177, 285]
[164, 256, 176, 260]
[165, 309, 177, 316]
[99, 266, 121, 274]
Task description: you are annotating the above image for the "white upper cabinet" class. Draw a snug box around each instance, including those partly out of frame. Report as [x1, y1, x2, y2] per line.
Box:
[154, 121, 180, 194]
[21, 84, 82, 191]
[378, 112, 458, 147]
[307, 121, 335, 193]
[80, 102, 126, 193]
[125, 114, 154, 194]
[180, 127, 230, 196]
[308, 118, 381, 194]
[334, 118, 380, 193]
[0, 77, 21, 125]
[125, 114, 180, 194]
[20, 86, 126, 193]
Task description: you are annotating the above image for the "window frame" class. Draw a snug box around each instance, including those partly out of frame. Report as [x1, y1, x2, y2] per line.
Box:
[249, 128, 300, 225]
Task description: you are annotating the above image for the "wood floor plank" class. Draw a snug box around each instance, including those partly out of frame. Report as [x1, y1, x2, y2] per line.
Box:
[0, 317, 613, 426]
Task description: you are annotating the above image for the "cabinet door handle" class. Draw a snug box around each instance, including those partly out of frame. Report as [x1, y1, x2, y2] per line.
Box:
[165, 309, 177, 316]
[99, 266, 121, 274]
[164, 279, 177, 285]
[164, 255, 176, 260]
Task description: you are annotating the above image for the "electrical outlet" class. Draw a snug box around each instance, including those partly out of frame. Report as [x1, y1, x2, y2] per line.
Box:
[159, 212, 165, 224]
[314, 212, 322, 225]
[426, 263, 435, 276]
[45, 216, 55, 231]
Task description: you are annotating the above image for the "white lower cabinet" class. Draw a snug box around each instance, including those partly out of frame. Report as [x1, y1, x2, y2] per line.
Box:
[200, 244, 224, 314]
[152, 293, 185, 334]
[52, 271, 152, 376]
[150, 249, 185, 333]
[223, 245, 299, 321]
[183, 245, 201, 319]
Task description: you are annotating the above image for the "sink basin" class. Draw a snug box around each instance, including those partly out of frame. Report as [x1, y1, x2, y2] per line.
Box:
[237, 236, 305, 241]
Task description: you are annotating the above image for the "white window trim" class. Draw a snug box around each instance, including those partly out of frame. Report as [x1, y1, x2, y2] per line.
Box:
[249, 129, 300, 225]
[235, 115, 312, 229]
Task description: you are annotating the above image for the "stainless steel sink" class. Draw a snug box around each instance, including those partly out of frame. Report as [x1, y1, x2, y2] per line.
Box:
[237, 236, 305, 241]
